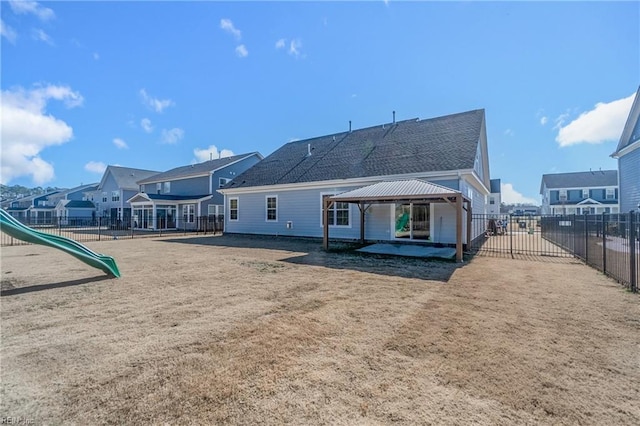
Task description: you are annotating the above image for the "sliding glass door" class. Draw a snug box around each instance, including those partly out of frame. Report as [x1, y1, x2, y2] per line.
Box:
[394, 203, 430, 240]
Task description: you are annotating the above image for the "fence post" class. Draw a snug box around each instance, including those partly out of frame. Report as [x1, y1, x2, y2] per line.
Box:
[509, 214, 514, 259]
[584, 214, 589, 264]
[630, 211, 637, 293]
[602, 212, 607, 275]
[98, 217, 101, 241]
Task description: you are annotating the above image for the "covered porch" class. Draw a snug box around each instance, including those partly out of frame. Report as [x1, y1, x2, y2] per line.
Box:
[127, 193, 212, 230]
[322, 179, 472, 262]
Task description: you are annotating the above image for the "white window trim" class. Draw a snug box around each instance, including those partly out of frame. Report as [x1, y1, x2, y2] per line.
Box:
[219, 177, 231, 188]
[606, 188, 615, 200]
[319, 192, 352, 228]
[582, 189, 589, 199]
[265, 195, 278, 222]
[229, 197, 239, 221]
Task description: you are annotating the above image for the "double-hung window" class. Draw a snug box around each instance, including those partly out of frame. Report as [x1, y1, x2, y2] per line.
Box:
[266, 196, 277, 221]
[322, 195, 350, 227]
[229, 198, 239, 221]
[111, 190, 120, 202]
[606, 188, 615, 200]
[182, 204, 195, 223]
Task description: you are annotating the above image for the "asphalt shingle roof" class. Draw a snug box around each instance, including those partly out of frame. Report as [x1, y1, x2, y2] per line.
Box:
[137, 153, 260, 184]
[540, 170, 618, 191]
[226, 109, 485, 189]
[65, 200, 96, 208]
[104, 166, 161, 190]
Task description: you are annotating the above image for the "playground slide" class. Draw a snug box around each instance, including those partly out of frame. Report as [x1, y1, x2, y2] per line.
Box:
[0, 209, 120, 278]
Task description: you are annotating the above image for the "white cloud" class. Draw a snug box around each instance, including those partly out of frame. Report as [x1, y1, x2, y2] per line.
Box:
[501, 183, 538, 205]
[289, 39, 302, 57]
[193, 145, 234, 162]
[220, 18, 241, 40]
[235, 44, 248, 58]
[31, 28, 53, 45]
[113, 138, 128, 150]
[9, 1, 55, 21]
[84, 161, 107, 174]
[555, 93, 635, 147]
[275, 38, 286, 49]
[140, 118, 153, 133]
[161, 128, 184, 144]
[540, 116, 548, 126]
[1, 19, 17, 44]
[0, 84, 82, 185]
[139, 89, 174, 113]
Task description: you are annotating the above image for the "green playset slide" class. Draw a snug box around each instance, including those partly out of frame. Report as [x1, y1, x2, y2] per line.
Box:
[0, 209, 120, 278]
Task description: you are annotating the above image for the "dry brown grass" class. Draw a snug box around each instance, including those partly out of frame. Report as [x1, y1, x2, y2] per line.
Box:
[1, 234, 639, 425]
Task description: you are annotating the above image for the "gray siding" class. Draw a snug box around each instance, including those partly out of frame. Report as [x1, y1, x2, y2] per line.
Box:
[225, 178, 471, 243]
[162, 176, 209, 196]
[619, 148, 640, 212]
[212, 156, 262, 205]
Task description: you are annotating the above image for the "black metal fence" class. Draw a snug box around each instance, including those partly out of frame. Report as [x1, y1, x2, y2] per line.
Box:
[540, 213, 638, 292]
[1, 216, 224, 246]
[470, 214, 573, 258]
[470, 213, 639, 293]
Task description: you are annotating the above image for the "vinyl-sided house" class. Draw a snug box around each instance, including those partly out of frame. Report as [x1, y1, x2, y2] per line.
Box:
[52, 183, 99, 224]
[539, 170, 619, 215]
[612, 86, 640, 213]
[3, 190, 61, 223]
[127, 153, 262, 230]
[219, 109, 495, 261]
[91, 166, 161, 226]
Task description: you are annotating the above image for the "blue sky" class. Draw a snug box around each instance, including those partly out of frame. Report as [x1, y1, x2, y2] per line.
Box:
[1, 1, 638, 204]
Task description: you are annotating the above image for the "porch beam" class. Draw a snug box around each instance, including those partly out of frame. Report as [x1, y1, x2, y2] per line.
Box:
[359, 202, 365, 244]
[456, 195, 463, 262]
[466, 200, 472, 251]
[322, 195, 333, 250]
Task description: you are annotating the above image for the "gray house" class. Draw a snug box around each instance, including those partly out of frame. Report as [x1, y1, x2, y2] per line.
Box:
[219, 109, 495, 259]
[127, 153, 262, 230]
[53, 183, 99, 223]
[539, 170, 619, 215]
[91, 166, 161, 225]
[612, 86, 640, 213]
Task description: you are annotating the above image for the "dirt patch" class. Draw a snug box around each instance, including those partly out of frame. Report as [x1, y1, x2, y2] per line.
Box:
[1, 234, 638, 424]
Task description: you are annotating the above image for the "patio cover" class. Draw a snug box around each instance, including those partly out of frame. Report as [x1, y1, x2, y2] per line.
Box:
[322, 179, 472, 262]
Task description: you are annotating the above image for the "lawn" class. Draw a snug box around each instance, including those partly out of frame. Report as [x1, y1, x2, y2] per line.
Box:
[1, 234, 638, 424]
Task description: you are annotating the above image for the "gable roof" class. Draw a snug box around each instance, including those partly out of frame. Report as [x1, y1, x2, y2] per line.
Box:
[540, 170, 618, 193]
[137, 152, 262, 185]
[98, 166, 160, 191]
[225, 109, 485, 190]
[613, 86, 640, 157]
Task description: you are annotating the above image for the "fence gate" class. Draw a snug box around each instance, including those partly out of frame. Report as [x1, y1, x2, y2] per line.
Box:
[470, 213, 639, 293]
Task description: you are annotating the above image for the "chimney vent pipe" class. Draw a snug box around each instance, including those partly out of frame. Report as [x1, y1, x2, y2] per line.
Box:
[393, 110, 396, 124]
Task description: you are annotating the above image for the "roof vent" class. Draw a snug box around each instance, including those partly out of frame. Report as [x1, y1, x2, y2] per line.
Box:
[393, 110, 396, 124]
[307, 143, 312, 157]
[349, 120, 352, 133]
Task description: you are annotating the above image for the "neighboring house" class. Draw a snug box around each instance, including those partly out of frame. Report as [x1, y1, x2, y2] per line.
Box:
[487, 178, 501, 216]
[539, 170, 619, 215]
[53, 183, 99, 223]
[90, 166, 161, 225]
[611, 86, 640, 213]
[4, 191, 61, 223]
[127, 153, 262, 230]
[219, 109, 495, 256]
